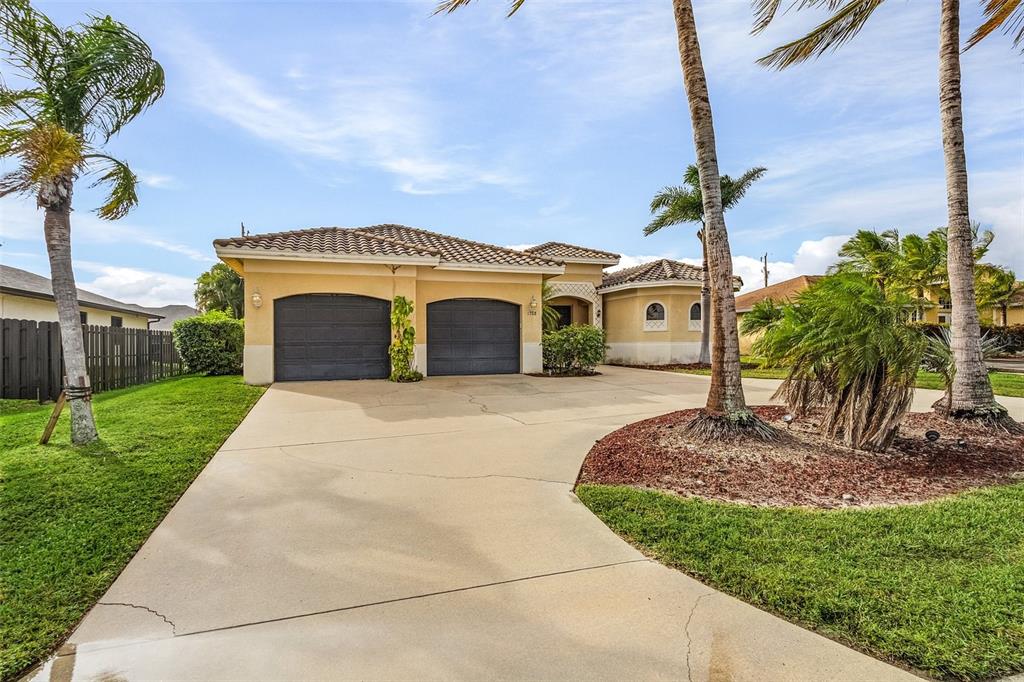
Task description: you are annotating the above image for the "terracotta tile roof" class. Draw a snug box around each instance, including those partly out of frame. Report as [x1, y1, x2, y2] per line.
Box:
[735, 275, 823, 312]
[357, 225, 560, 268]
[523, 241, 620, 262]
[598, 259, 704, 290]
[213, 225, 562, 270]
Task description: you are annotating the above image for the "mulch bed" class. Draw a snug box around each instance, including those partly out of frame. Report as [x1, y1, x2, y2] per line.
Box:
[577, 406, 1024, 508]
[527, 370, 602, 378]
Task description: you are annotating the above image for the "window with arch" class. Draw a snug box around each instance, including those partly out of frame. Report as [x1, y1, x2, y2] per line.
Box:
[644, 302, 667, 331]
[688, 302, 702, 330]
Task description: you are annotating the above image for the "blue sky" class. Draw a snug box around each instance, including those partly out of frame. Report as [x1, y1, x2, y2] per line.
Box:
[1, 0, 1021, 306]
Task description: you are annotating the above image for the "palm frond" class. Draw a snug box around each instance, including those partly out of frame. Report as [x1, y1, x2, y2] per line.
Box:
[720, 166, 767, 209]
[751, 0, 846, 34]
[86, 153, 137, 219]
[434, 0, 526, 17]
[966, 0, 1024, 51]
[758, 0, 887, 70]
[644, 185, 703, 235]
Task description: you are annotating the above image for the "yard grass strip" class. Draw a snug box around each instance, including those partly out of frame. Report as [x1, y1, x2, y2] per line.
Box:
[667, 365, 1024, 397]
[0, 375, 265, 681]
[577, 483, 1024, 681]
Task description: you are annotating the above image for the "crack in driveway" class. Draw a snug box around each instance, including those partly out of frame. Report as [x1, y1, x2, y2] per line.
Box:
[684, 591, 716, 681]
[98, 601, 177, 635]
[276, 447, 572, 485]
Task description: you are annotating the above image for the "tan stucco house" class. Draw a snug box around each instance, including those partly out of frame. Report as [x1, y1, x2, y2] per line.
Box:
[0, 264, 159, 329]
[213, 225, 711, 384]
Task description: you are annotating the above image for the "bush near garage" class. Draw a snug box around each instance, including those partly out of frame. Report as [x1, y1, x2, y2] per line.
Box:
[542, 324, 607, 375]
[173, 310, 244, 375]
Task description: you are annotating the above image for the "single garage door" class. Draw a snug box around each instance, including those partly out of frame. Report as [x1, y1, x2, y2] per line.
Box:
[274, 294, 390, 381]
[427, 299, 520, 376]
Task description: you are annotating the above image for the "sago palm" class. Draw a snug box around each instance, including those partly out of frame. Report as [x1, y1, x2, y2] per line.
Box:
[754, 0, 1020, 430]
[437, 0, 774, 440]
[0, 1, 164, 443]
[755, 274, 926, 451]
[645, 164, 766, 366]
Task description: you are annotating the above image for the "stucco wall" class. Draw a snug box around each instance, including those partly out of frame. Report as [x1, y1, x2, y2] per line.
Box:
[0, 293, 151, 328]
[548, 262, 605, 287]
[602, 285, 704, 365]
[239, 259, 544, 383]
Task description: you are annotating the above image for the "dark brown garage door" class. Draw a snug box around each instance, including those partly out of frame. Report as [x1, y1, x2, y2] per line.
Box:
[274, 294, 390, 381]
[427, 299, 520, 376]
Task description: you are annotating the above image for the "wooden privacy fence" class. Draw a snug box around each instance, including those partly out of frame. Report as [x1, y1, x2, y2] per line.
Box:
[1, 319, 184, 402]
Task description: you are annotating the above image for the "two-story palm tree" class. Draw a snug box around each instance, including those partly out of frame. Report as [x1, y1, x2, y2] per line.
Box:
[754, 0, 1021, 430]
[0, 1, 165, 443]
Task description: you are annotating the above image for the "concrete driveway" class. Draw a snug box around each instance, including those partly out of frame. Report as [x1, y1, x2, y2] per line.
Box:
[38, 366, 998, 682]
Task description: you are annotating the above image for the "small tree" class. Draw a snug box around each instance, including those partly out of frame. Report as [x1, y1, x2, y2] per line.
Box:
[195, 263, 244, 318]
[976, 264, 1022, 327]
[0, 1, 164, 443]
[389, 296, 422, 382]
[756, 275, 925, 452]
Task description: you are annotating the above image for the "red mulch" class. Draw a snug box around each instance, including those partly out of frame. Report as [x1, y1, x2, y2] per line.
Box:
[577, 406, 1024, 508]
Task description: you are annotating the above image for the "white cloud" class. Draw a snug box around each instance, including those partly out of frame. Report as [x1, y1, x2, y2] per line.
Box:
[138, 171, 178, 189]
[0, 198, 214, 263]
[75, 261, 196, 307]
[166, 34, 519, 196]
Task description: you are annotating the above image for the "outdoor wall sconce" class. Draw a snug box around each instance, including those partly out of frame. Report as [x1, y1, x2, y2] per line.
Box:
[528, 295, 538, 315]
[251, 290, 263, 309]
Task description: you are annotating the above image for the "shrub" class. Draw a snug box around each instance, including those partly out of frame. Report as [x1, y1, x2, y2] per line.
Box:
[542, 324, 606, 375]
[173, 310, 244, 376]
[389, 296, 422, 382]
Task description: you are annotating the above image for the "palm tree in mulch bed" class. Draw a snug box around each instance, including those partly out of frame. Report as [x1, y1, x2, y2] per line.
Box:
[436, 0, 776, 441]
[754, 0, 1022, 433]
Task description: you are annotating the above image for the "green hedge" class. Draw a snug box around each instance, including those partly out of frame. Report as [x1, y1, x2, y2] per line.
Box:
[542, 324, 607, 375]
[173, 311, 244, 375]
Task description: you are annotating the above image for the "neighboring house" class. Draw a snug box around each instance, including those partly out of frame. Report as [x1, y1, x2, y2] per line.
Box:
[0, 264, 160, 329]
[213, 225, 723, 383]
[141, 304, 198, 331]
[734, 275, 823, 354]
[907, 287, 1022, 327]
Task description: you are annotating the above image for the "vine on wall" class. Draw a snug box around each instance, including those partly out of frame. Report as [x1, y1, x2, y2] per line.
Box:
[389, 295, 423, 382]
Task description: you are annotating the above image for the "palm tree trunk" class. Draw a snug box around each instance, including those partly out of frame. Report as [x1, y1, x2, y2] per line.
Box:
[698, 228, 711, 365]
[938, 0, 1015, 429]
[672, 0, 773, 440]
[39, 174, 98, 444]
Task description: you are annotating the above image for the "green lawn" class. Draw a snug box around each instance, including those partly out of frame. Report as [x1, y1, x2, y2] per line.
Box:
[0, 376, 264, 681]
[666, 363, 1024, 398]
[578, 483, 1024, 681]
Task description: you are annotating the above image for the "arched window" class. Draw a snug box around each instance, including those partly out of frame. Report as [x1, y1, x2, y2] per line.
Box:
[644, 302, 667, 331]
[688, 302, 701, 330]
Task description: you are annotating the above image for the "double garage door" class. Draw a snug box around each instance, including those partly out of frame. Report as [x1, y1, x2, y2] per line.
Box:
[274, 295, 519, 381]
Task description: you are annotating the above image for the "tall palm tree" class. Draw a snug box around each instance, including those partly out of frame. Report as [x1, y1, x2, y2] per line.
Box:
[436, 0, 774, 439]
[755, 0, 1021, 430]
[976, 264, 1022, 326]
[645, 164, 767, 365]
[0, 2, 164, 444]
